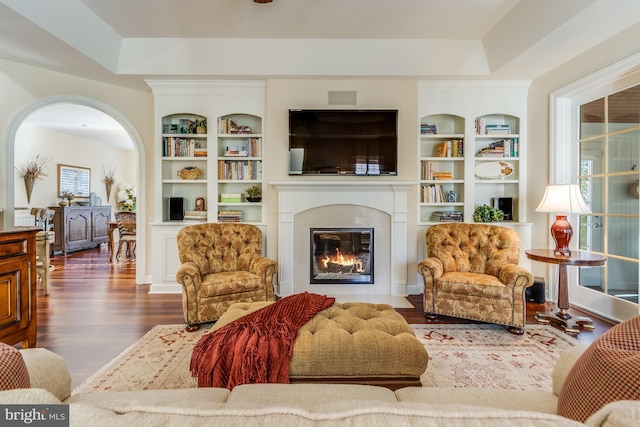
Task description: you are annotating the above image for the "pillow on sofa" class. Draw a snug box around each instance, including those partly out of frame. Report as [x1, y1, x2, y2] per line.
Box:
[0, 342, 31, 390]
[557, 315, 640, 422]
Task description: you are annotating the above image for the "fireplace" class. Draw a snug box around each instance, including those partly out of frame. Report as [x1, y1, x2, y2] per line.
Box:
[270, 181, 413, 298]
[310, 228, 373, 284]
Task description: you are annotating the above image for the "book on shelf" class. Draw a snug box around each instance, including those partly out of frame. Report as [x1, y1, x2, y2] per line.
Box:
[184, 210, 208, 221]
[217, 118, 237, 134]
[485, 124, 511, 134]
[217, 159, 263, 180]
[430, 211, 463, 222]
[225, 146, 248, 157]
[218, 210, 244, 222]
[432, 172, 453, 180]
[420, 124, 437, 134]
[163, 137, 203, 157]
[422, 184, 445, 203]
[434, 142, 448, 157]
[476, 139, 518, 157]
[220, 193, 242, 203]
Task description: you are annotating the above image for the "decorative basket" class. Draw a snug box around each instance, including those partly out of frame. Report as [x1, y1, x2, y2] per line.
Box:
[177, 166, 201, 180]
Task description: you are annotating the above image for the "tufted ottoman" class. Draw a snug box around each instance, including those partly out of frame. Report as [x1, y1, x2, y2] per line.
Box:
[210, 301, 429, 390]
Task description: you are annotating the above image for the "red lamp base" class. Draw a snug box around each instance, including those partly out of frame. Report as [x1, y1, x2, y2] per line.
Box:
[551, 214, 573, 256]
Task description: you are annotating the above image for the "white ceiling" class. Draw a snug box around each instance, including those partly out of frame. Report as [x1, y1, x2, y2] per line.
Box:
[2, 0, 640, 143]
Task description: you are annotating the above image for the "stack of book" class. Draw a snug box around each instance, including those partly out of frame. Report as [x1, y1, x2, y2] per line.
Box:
[225, 146, 248, 156]
[220, 193, 242, 203]
[486, 124, 511, 134]
[194, 147, 207, 157]
[184, 210, 207, 221]
[421, 124, 437, 134]
[422, 161, 454, 180]
[430, 211, 463, 222]
[218, 210, 243, 222]
[476, 139, 519, 157]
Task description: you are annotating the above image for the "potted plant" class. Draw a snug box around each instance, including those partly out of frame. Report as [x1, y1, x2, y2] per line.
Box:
[245, 185, 262, 202]
[60, 191, 74, 206]
[472, 204, 504, 222]
[194, 116, 207, 134]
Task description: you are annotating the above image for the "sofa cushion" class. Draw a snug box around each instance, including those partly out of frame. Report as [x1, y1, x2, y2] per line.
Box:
[67, 388, 230, 410]
[0, 342, 30, 390]
[396, 387, 559, 414]
[557, 315, 640, 422]
[227, 383, 397, 408]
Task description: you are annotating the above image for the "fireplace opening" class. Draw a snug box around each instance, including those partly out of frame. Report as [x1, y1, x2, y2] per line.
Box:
[310, 228, 373, 284]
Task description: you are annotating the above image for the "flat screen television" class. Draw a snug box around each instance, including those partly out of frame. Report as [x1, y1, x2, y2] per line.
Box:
[288, 109, 398, 176]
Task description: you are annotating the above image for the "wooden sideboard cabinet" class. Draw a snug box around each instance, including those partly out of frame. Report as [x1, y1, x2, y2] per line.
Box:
[50, 205, 112, 255]
[0, 227, 38, 348]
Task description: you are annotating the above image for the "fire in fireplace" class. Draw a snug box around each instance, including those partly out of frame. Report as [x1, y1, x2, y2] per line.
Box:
[310, 228, 373, 284]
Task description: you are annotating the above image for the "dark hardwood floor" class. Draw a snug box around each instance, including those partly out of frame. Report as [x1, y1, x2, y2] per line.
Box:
[37, 245, 615, 389]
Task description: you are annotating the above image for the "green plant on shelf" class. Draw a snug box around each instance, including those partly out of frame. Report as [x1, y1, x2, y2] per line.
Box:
[245, 185, 262, 202]
[472, 204, 504, 222]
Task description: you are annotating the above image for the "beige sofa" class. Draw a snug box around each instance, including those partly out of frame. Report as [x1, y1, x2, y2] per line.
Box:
[1, 346, 638, 426]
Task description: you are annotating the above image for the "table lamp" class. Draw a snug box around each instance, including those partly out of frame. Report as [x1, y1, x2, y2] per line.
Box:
[535, 184, 590, 256]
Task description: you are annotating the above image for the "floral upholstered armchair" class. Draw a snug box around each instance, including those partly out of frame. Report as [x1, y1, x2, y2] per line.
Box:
[176, 223, 278, 331]
[417, 223, 534, 334]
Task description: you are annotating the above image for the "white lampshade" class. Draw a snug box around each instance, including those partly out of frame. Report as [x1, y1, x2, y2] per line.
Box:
[535, 184, 591, 214]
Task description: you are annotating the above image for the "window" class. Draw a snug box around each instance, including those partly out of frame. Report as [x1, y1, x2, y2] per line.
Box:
[578, 85, 640, 304]
[551, 53, 640, 322]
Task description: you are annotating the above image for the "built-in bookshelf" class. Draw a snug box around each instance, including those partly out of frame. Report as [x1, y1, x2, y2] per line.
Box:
[418, 114, 466, 223]
[474, 114, 520, 222]
[161, 113, 208, 222]
[418, 112, 524, 225]
[216, 114, 263, 223]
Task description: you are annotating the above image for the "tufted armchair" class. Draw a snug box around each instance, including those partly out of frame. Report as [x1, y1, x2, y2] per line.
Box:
[176, 223, 278, 331]
[417, 223, 534, 334]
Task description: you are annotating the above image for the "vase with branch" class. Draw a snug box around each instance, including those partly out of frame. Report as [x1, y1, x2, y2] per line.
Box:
[104, 165, 116, 201]
[17, 154, 50, 204]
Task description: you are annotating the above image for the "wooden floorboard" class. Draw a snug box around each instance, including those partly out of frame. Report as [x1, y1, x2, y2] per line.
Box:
[37, 245, 614, 389]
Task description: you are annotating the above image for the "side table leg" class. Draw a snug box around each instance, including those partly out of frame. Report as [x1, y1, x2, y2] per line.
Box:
[535, 264, 593, 334]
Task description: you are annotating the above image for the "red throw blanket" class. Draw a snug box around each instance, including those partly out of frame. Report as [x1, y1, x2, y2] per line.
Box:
[190, 292, 335, 390]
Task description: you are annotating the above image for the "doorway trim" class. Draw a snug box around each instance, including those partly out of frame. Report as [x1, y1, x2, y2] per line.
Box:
[550, 52, 640, 321]
[2, 95, 147, 285]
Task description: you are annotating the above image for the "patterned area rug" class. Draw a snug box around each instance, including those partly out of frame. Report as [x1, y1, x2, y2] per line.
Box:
[413, 324, 578, 390]
[72, 323, 578, 395]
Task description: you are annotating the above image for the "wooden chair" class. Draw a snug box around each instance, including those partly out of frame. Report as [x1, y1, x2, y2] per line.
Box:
[175, 223, 278, 331]
[30, 208, 55, 295]
[114, 211, 136, 260]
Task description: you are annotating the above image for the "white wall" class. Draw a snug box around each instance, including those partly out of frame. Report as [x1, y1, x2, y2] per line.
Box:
[0, 59, 154, 283]
[14, 123, 136, 211]
[264, 79, 420, 289]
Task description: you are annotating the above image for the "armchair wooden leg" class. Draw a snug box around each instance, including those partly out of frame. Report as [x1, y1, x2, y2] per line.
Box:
[186, 324, 200, 332]
[507, 326, 524, 335]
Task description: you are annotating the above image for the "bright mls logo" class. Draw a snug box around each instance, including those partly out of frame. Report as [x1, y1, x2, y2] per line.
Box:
[1, 405, 68, 426]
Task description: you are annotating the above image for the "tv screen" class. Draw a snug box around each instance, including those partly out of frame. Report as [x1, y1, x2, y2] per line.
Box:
[289, 109, 398, 176]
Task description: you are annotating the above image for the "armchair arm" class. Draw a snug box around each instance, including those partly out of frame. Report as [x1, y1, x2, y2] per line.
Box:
[417, 257, 444, 284]
[249, 257, 278, 300]
[176, 261, 203, 293]
[498, 263, 534, 291]
[417, 257, 444, 314]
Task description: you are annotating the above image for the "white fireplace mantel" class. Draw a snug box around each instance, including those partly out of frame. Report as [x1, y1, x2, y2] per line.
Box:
[270, 181, 414, 298]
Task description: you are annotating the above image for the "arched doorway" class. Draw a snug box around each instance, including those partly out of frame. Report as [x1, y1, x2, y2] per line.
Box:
[3, 95, 147, 284]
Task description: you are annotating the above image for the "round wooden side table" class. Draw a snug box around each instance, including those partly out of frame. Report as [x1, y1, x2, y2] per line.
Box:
[525, 249, 606, 334]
